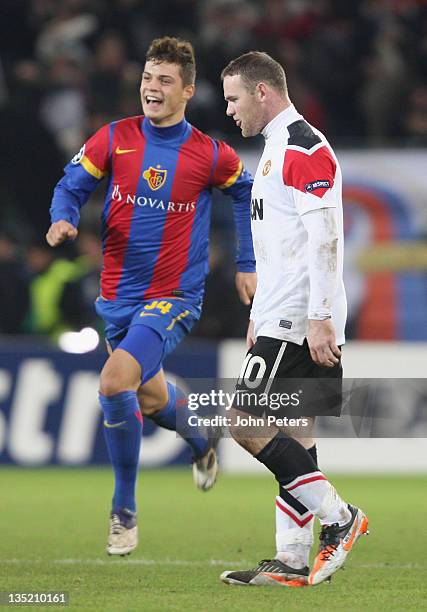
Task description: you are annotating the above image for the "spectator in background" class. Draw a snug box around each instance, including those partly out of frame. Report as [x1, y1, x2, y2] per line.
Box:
[4, 228, 102, 339]
[252, 0, 316, 57]
[304, 2, 370, 144]
[404, 84, 427, 145]
[31, 0, 98, 156]
[191, 236, 248, 339]
[7, 60, 43, 116]
[360, 17, 409, 146]
[3, 0, 426, 152]
[34, 0, 99, 66]
[199, 0, 257, 87]
[87, 31, 138, 128]
[1, 0, 427, 344]
[24, 239, 81, 338]
[274, 38, 326, 133]
[0, 232, 29, 334]
[39, 55, 88, 157]
[60, 228, 103, 331]
[0, 92, 64, 236]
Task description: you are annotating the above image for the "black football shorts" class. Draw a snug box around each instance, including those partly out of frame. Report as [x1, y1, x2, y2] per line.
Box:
[234, 336, 343, 418]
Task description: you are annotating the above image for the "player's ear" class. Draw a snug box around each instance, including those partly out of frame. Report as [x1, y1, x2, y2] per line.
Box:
[183, 83, 195, 102]
[256, 83, 268, 102]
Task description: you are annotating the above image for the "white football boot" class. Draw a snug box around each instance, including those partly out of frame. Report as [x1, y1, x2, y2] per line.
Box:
[106, 508, 138, 556]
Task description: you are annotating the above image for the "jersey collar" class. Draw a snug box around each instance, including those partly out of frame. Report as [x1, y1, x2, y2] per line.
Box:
[142, 117, 192, 145]
[261, 104, 302, 142]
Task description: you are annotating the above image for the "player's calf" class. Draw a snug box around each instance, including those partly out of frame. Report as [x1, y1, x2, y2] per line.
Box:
[142, 380, 222, 491]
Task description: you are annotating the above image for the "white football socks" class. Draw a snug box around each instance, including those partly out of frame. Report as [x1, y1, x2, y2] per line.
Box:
[283, 472, 352, 526]
[274, 496, 314, 569]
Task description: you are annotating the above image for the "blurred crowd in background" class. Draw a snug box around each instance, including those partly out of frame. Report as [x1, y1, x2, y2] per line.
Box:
[1, 0, 426, 342]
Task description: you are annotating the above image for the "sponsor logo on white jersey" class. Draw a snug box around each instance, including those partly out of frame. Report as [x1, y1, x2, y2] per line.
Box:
[251, 198, 264, 221]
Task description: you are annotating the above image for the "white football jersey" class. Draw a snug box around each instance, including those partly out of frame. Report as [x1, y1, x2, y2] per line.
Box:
[250, 104, 347, 345]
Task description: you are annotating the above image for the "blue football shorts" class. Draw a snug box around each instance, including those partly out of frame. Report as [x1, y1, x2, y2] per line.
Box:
[95, 295, 201, 379]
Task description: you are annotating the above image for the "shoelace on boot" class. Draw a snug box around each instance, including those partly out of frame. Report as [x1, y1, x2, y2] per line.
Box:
[110, 515, 125, 535]
[319, 524, 340, 561]
[253, 560, 279, 573]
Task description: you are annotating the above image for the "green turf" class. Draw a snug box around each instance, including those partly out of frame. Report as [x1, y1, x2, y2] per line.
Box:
[1, 468, 426, 611]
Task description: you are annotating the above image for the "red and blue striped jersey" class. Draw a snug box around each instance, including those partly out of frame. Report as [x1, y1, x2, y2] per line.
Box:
[50, 116, 254, 303]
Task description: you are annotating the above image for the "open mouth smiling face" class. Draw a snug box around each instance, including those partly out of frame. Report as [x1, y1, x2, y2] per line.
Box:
[140, 60, 194, 127]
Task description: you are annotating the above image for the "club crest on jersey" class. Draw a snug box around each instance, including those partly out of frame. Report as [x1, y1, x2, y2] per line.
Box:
[262, 160, 271, 176]
[143, 165, 167, 190]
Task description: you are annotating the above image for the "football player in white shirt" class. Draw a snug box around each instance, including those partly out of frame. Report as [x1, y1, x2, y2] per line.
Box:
[220, 51, 369, 587]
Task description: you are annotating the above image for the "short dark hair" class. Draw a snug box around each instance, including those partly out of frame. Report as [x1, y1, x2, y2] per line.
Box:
[146, 36, 196, 86]
[221, 51, 287, 95]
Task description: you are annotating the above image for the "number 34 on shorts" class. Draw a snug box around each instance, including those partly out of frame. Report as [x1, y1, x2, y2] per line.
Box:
[142, 300, 173, 315]
[140, 299, 191, 332]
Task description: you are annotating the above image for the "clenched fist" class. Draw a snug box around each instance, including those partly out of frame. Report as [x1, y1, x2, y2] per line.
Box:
[235, 271, 257, 306]
[46, 220, 78, 247]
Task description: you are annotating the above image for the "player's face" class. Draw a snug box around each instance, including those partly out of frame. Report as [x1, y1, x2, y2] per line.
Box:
[223, 74, 264, 137]
[141, 61, 195, 127]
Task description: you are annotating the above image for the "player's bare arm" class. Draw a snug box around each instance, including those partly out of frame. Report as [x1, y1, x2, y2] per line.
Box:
[46, 220, 78, 247]
[235, 271, 257, 305]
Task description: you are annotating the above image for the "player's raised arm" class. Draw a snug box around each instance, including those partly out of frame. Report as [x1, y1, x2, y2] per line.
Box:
[47, 124, 110, 247]
[211, 140, 256, 305]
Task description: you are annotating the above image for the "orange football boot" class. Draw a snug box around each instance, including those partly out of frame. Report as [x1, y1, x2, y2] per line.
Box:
[309, 505, 369, 585]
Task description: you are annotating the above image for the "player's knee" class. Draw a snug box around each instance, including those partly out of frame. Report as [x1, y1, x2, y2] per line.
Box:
[228, 417, 244, 442]
[289, 435, 315, 450]
[228, 412, 253, 449]
[99, 365, 138, 397]
[228, 426, 258, 455]
[281, 419, 315, 449]
[99, 373, 126, 397]
[230, 431, 252, 452]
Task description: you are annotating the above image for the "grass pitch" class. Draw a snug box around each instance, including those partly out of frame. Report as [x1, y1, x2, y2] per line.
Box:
[1, 468, 426, 611]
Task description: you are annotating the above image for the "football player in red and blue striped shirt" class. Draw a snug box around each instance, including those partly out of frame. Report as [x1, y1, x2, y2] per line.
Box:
[46, 37, 256, 556]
